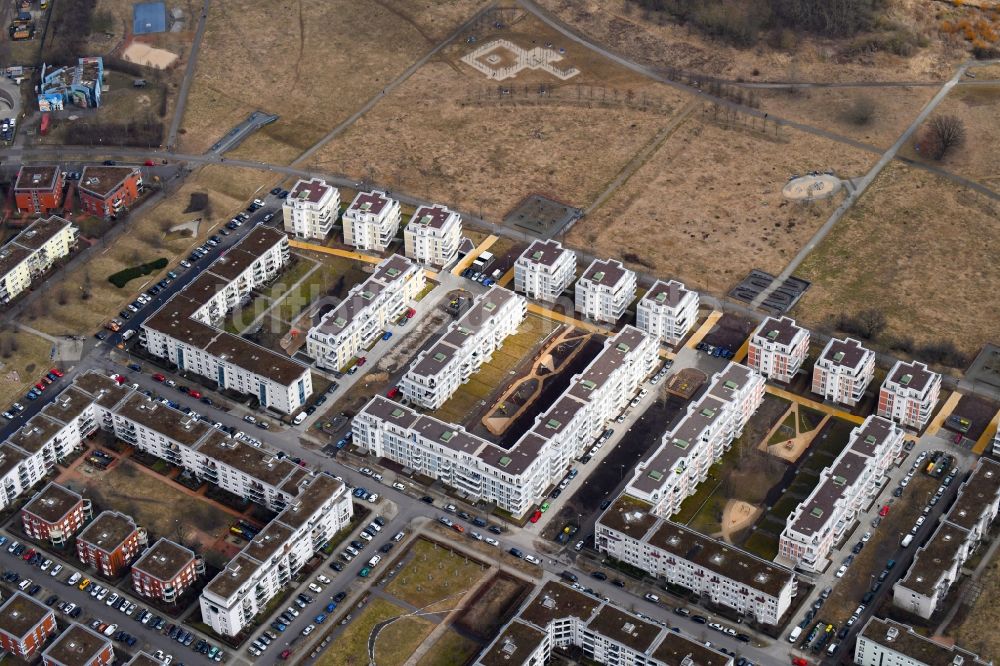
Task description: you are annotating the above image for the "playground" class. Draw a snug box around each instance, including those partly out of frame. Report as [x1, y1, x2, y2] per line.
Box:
[782, 173, 844, 201]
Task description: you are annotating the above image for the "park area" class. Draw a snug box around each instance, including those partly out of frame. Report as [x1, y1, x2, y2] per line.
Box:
[317, 597, 435, 666]
[384, 538, 491, 610]
[0, 329, 58, 408]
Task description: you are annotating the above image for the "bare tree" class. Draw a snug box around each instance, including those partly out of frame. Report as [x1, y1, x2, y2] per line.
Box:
[924, 115, 966, 161]
[81, 271, 93, 301]
[57, 287, 68, 306]
[856, 308, 887, 339]
[845, 95, 876, 125]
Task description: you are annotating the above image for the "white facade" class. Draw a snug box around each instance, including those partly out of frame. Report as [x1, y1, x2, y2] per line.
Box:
[199, 474, 352, 636]
[811, 337, 875, 406]
[574, 258, 636, 324]
[513, 239, 576, 302]
[855, 617, 989, 666]
[596, 503, 797, 626]
[635, 279, 699, 346]
[625, 364, 764, 518]
[306, 255, 426, 371]
[779, 416, 904, 572]
[282, 178, 339, 240]
[0, 216, 78, 304]
[747, 316, 810, 383]
[354, 326, 657, 517]
[400, 287, 526, 410]
[403, 204, 462, 267]
[878, 360, 942, 431]
[342, 190, 400, 252]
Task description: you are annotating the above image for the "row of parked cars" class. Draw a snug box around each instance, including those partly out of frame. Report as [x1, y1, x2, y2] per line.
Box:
[695, 341, 735, 359]
[460, 266, 498, 286]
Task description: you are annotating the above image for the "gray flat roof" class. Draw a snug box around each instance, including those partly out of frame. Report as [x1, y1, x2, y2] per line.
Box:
[132, 538, 195, 582]
[896, 521, 969, 597]
[42, 623, 111, 666]
[77, 511, 137, 553]
[753, 316, 803, 346]
[859, 617, 988, 666]
[13, 216, 74, 251]
[886, 359, 937, 392]
[22, 482, 82, 525]
[945, 457, 1000, 532]
[641, 279, 690, 309]
[115, 393, 209, 447]
[0, 592, 51, 640]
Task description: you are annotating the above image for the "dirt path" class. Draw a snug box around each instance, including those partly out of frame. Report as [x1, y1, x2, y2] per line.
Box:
[758, 401, 831, 463]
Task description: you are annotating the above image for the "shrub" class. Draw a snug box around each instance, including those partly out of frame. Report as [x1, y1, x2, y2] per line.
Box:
[108, 258, 168, 288]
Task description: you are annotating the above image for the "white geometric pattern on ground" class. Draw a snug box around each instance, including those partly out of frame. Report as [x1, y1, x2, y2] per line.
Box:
[782, 174, 843, 201]
[461, 39, 580, 82]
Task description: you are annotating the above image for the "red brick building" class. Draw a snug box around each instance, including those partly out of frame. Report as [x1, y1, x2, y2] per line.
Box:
[22, 482, 92, 546]
[131, 537, 198, 603]
[0, 592, 57, 659]
[77, 166, 142, 219]
[76, 511, 146, 578]
[13, 165, 65, 216]
[42, 623, 113, 666]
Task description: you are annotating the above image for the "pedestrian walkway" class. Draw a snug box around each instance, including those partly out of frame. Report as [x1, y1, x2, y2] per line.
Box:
[765, 385, 865, 425]
[526, 302, 608, 335]
[685, 310, 722, 350]
[972, 408, 999, 456]
[925, 390, 961, 437]
[451, 234, 499, 276]
[733, 335, 751, 364]
[498, 265, 515, 287]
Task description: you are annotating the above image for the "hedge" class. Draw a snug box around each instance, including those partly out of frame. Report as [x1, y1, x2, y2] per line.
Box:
[108, 258, 168, 288]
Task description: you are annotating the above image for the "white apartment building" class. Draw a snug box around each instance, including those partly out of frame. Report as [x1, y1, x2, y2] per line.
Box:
[747, 316, 810, 383]
[141, 226, 312, 415]
[306, 255, 426, 371]
[596, 499, 798, 625]
[342, 190, 400, 252]
[878, 360, 942, 431]
[779, 416, 904, 572]
[855, 617, 990, 666]
[354, 326, 658, 517]
[200, 473, 352, 636]
[401, 287, 525, 410]
[893, 458, 1000, 619]
[574, 258, 636, 324]
[0, 216, 78, 304]
[282, 178, 339, 240]
[625, 364, 765, 518]
[513, 239, 576, 302]
[475, 581, 734, 666]
[811, 337, 875, 406]
[403, 204, 462, 267]
[635, 279, 699, 347]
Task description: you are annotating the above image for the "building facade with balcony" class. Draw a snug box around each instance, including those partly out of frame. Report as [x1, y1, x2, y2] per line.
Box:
[13, 165, 64, 215]
[635, 279, 699, 347]
[355, 327, 658, 517]
[779, 416, 904, 572]
[877, 360, 942, 431]
[855, 617, 989, 666]
[747, 316, 810, 383]
[141, 225, 313, 414]
[75, 510, 146, 578]
[400, 287, 526, 410]
[199, 474, 351, 637]
[0, 593, 58, 659]
[574, 258, 636, 324]
[596, 499, 797, 626]
[21, 482, 91, 545]
[513, 240, 576, 303]
[131, 538, 199, 604]
[811, 337, 875, 407]
[0, 215, 78, 304]
[282, 178, 339, 239]
[42, 623, 114, 666]
[342, 190, 400, 251]
[403, 204, 462, 267]
[306, 254, 426, 371]
[77, 166, 142, 219]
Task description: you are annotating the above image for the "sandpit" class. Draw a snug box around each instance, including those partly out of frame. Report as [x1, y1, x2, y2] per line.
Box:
[718, 500, 762, 542]
[123, 42, 178, 69]
[782, 173, 843, 201]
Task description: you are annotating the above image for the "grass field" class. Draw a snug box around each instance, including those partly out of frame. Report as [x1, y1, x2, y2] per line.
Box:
[0, 329, 57, 408]
[223, 256, 318, 333]
[318, 598, 433, 666]
[952, 552, 1000, 660]
[567, 117, 877, 294]
[793, 163, 1000, 358]
[385, 539, 490, 609]
[415, 629, 481, 666]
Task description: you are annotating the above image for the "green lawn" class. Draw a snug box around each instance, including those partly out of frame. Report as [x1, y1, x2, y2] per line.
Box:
[767, 413, 797, 445]
[742, 530, 780, 560]
[385, 539, 489, 609]
[416, 629, 482, 666]
[317, 598, 432, 666]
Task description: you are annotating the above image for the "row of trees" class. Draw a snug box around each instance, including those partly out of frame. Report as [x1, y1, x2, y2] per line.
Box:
[827, 308, 969, 368]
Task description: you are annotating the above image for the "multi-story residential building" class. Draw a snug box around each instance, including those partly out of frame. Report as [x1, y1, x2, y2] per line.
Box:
[127, 653, 166, 666]
[596, 497, 797, 625]
[636, 279, 699, 347]
[0, 215, 79, 304]
[474, 581, 734, 666]
[42, 623, 114, 666]
[779, 416, 904, 572]
[574, 258, 636, 324]
[306, 255, 426, 371]
[624, 364, 765, 518]
[131, 538, 199, 604]
[21, 482, 92, 546]
[855, 617, 989, 666]
[893, 458, 1000, 619]
[0, 593, 57, 659]
[811, 337, 875, 406]
[513, 239, 576, 302]
[14, 165, 64, 215]
[355, 326, 657, 517]
[342, 190, 400, 251]
[877, 360, 942, 431]
[76, 510, 146, 578]
[403, 204, 462, 267]
[400, 287, 526, 410]
[142, 225, 313, 414]
[747, 316, 810, 383]
[282, 178, 339, 240]
[77, 166, 143, 219]
[199, 473, 352, 637]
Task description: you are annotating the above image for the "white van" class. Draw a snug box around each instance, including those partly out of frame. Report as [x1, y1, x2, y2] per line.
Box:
[122, 330, 135, 341]
[788, 626, 803, 643]
[293, 412, 306, 425]
[368, 555, 381, 568]
[901, 534, 914, 547]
